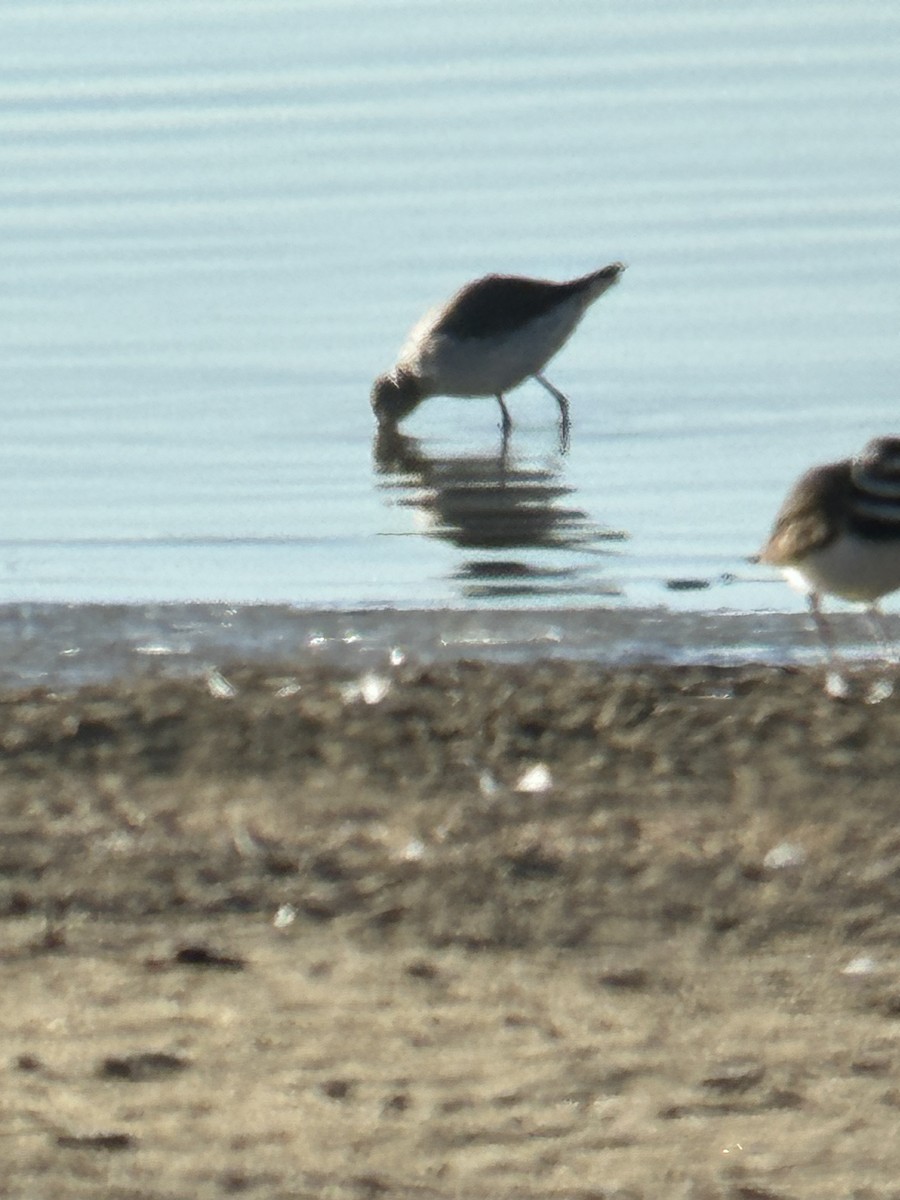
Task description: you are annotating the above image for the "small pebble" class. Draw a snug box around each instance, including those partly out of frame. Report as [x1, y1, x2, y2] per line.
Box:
[842, 955, 877, 976]
[763, 842, 807, 870]
[205, 669, 237, 700]
[478, 769, 501, 797]
[320, 1078, 353, 1100]
[598, 966, 649, 991]
[172, 945, 245, 971]
[274, 680, 302, 698]
[341, 673, 391, 705]
[57, 1132, 134, 1152]
[701, 1059, 765, 1092]
[273, 903, 297, 929]
[99, 1052, 190, 1082]
[401, 838, 425, 862]
[515, 763, 553, 793]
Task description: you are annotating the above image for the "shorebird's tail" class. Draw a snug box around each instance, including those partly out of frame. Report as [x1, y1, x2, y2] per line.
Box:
[581, 261, 626, 303]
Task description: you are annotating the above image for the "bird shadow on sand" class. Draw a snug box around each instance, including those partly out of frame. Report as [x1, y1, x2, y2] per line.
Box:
[373, 426, 627, 600]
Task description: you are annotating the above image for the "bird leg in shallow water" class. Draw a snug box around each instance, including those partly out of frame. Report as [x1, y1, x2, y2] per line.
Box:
[807, 593, 850, 699]
[810, 595, 896, 702]
[534, 372, 571, 453]
[495, 394, 512, 437]
[865, 603, 898, 663]
[863, 603, 896, 702]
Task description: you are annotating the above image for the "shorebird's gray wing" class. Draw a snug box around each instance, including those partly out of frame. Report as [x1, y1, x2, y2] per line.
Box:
[433, 273, 600, 341]
[759, 462, 850, 566]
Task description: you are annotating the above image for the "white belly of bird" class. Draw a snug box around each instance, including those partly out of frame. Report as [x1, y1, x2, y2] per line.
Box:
[783, 531, 900, 603]
[405, 297, 586, 398]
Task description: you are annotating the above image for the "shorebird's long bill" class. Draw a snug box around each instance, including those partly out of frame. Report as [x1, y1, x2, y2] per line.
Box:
[371, 374, 423, 425]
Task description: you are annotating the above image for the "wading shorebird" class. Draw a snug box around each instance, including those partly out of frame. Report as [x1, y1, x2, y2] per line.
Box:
[370, 263, 626, 442]
[759, 436, 900, 685]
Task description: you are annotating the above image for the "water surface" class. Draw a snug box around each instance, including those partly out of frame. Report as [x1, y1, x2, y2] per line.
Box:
[3, 1, 900, 619]
[0, 603, 891, 689]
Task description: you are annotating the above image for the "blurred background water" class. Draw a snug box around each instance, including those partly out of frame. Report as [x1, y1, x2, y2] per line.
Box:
[3, 0, 900, 614]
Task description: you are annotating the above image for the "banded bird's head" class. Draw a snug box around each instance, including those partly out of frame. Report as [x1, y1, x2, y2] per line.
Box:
[371, 369, 424, 427]
[852, 436, 900, 495]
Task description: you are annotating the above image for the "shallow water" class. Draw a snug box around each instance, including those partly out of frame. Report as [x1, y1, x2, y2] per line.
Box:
[3, 1, 900, 616]
[1, 602, 894, 689]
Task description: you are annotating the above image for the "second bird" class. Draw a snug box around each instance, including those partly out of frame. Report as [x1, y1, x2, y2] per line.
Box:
[759, 436, 900, 667]
[371, 262, 626, 439]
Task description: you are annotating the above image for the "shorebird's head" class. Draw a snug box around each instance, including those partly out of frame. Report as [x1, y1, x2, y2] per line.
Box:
[371, 368, 424, 427]
[853, 436, 900, 488]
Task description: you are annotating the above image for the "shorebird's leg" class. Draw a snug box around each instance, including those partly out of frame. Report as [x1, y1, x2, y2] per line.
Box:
[808, 593, 849, 698]
[495, 394, 512, 437]
[498, 426, 511, 472]
[862, 603, 896, 703]
[806, 592, 849, 700]
[534, 373, 571, 451]
[808, 592, 840, 660]
[864, 603, 897, 662]
[558, 411, 571, 455]
[534, 372, 569, 413]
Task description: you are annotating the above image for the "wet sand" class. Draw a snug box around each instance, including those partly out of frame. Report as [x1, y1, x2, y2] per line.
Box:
[4, 659, 900, 1198]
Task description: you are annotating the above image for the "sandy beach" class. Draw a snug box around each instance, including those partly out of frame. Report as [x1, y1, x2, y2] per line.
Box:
[4, 658, 900, 1198]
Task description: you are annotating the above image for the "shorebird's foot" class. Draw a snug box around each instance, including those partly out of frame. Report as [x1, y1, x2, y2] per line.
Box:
[864, 676, 894, 705]
[534, 372, 571, 452]
[822, 668, 895, 704]
[824, 670, 851, 700]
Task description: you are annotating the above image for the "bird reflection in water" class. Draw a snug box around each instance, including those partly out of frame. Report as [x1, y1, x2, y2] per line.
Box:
[373, 426, 626, 600]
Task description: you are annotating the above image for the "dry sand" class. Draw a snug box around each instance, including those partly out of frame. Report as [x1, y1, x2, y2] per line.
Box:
[3, 659, 900, 1198]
